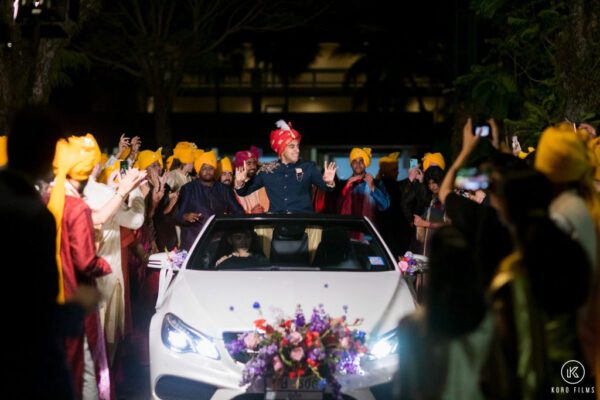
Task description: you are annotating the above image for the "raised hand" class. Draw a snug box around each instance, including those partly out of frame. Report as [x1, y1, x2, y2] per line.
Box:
[235, 164, 248, 188]
[488, 118, 500, 149]
[409, 168, 423, 183]
[322, 161, 337, 185]
[117, 168, 147, 196]
[129, 136, 142, 160]
[116, 134, 130, 160]
[462, 118, 480, 152]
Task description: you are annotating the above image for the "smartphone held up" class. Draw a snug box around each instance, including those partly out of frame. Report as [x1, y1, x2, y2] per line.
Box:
[473, 123, 491, 139]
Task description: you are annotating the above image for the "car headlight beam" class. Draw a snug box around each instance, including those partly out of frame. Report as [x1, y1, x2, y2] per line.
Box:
[370, 329, 399, 360]
[161, 313, 220, 359]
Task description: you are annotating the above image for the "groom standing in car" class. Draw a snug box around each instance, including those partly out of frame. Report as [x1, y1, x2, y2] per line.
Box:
[234, 120, 337, 213]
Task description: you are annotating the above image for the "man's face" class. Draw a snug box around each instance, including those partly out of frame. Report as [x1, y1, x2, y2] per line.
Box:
[245, 158, 258, 178]
[351, 158, 366, 176]
[281, 140, 300, 164]
[199, 164, 216, 182]
[220, 171, 233, 186]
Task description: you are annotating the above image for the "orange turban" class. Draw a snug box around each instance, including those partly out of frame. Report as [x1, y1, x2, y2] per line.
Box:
[0, 136, 7, 167]
[134, 148, 163, 170]
[48, 133, 101, 303]
[194, 150, 218, 173]
[349, 147, 372, 167]
[422, 152, 446, 171]
[218, 157, 233, 175]
[270, 120, 301, 156]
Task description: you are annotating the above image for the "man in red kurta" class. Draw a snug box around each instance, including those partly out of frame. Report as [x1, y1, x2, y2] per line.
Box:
[48, 134, 114, 400]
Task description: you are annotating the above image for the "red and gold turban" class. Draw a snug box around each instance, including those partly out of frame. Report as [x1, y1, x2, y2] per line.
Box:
[234, 146, 260, 168]
[270, 120, 301, 156]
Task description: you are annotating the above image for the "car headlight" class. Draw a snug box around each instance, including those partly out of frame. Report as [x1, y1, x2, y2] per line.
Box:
[370, 329, 399, 360]
[161, 313, 220, 359]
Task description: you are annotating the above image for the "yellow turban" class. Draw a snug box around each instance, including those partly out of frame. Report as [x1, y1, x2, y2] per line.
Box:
[165, 155, 175, 171]
[422, 152, 445, 171]
[48, 133, 101, 303]
[121, 147, 131, 160]
[218, 157, 233, 176]
[535, 123, 592, 183]
[194, 150, 218, 173]
[173, 141, 196, 164]
[518, 147, 536, 160]
[98, 160, 121, 185]
[589, 138, 600, 181]
[193, 148, 205, 161]
[349, 147, 372, 167]
[378, 152, 400, 178]
[134, 148, 163, 170]
[0, 136, 7, 167]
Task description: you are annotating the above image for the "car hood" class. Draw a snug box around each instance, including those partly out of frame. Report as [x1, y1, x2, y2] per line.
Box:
[164, 270, 416, 339]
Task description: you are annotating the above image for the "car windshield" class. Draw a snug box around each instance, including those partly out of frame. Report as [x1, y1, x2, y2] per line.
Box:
[186, 218, 394, 271]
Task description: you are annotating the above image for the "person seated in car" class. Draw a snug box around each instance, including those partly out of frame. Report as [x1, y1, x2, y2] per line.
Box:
[215, 228, 269, 268]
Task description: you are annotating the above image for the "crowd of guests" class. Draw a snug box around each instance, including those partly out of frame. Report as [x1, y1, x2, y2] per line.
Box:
[0, 108, 598, 400]
[395, 119, 599, 399]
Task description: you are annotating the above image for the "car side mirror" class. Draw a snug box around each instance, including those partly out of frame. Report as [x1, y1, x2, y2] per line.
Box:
[148, 252, 171, 269]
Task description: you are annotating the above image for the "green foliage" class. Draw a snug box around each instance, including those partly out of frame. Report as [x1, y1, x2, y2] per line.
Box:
[456, 0, 600, 146]
[50, 49, 92, 88]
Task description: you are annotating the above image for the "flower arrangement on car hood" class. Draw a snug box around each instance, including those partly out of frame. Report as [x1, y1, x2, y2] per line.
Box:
[227, 304, 368, 399]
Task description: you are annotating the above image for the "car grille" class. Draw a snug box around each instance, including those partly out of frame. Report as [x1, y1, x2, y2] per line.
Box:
[223, 331, 252, 364]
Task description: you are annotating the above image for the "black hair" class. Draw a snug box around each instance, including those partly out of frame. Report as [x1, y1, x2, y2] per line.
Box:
[501, 170, 591, 313]
[424, 166, 445, 185]
[169, 158, 183, 171]
[426, 226, 486, 338]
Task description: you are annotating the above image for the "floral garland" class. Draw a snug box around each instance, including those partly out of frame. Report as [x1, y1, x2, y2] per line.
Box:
[398, 251, 427, 274]
[165, 248, 188, 269]
[227, 303, 367, 399]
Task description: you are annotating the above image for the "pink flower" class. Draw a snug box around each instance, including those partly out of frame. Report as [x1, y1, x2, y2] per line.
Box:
[290, 346, 305, 361]
[289, 331, 303, 345]
[341, 337, 351, 349]
[273, 355, 284, 372]
[399, 260, 409, 272]
[244, 333, 260, 350]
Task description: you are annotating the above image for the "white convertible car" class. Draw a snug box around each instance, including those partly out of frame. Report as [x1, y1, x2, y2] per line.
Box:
[148, 214, 417, 400]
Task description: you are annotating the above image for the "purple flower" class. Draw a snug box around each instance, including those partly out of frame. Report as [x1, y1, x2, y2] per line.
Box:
[252, 301, 261, 309]
[295, 309, 306, 327]
[171, 250, 188, 268]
